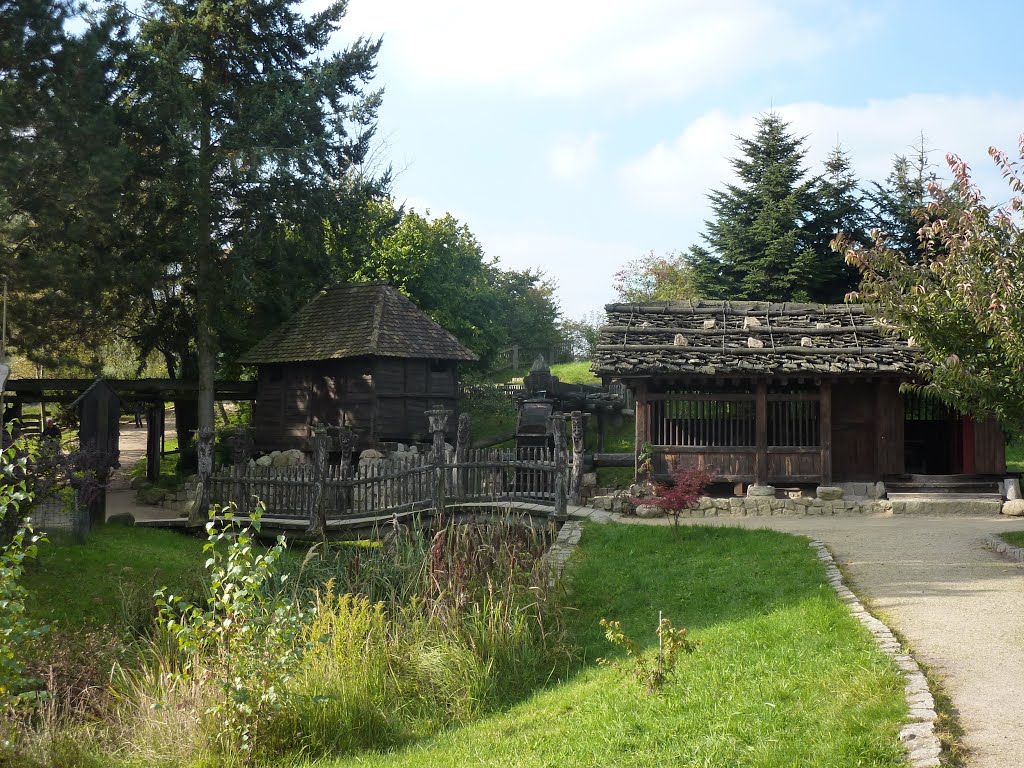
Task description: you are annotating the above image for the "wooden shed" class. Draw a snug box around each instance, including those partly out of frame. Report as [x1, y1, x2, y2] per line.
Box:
[240, 283, 478, 453]
[593, 301, 1006, 487]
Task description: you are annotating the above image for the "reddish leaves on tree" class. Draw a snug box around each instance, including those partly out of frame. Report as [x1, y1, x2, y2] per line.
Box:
[646, 465, 714, 513]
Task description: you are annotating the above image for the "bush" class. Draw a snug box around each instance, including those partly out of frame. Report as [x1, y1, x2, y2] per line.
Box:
[641, 465, 714, 527]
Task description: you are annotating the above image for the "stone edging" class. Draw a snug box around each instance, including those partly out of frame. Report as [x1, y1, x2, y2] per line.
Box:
[545, 520, 583, 584]
[809, 539, 942, 768]
[982, 533, 1024, 563]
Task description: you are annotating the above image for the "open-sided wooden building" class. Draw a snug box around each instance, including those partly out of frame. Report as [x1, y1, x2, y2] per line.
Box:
[241, 283, 478, 453]
[593, 301, 1006, 487]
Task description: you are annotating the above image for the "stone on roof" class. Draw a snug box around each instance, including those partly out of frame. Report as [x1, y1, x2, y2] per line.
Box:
[593, 300, 926, 377]
[240, 283, 478, 364]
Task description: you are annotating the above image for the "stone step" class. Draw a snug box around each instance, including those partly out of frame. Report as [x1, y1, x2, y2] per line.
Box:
[890, 498, 1005, 516]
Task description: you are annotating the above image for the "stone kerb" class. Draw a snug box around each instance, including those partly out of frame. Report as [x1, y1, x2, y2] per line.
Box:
[590, 492, 894, 518]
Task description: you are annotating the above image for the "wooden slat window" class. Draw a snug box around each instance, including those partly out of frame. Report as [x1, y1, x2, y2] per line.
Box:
[767, 399, 820, 448]
[651, 395, 755, 447]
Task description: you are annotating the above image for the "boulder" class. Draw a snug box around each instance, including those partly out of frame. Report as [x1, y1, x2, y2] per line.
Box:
[1005, 478, 1021, 501]
[746, 484, 775, 498]
[255, 455, 273, 467]
[816, 486, 844, 501]
[635, 504, 665, 519]
[360, 449, 385, 460]
[1002, 499, 1024, 517]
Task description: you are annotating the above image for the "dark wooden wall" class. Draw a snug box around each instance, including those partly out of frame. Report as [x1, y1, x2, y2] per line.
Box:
[973, 416, 1006, 474]
[253, 357, 459, 451]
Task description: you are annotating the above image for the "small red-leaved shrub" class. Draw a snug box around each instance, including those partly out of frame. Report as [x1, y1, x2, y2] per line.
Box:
[646, 466, 714, 525]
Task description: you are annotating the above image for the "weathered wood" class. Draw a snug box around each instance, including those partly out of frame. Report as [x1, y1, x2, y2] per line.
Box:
[601, 324, 884, 336]
[551, 414, 567, 519]
[595, 344, 910, 355]
[306, 426, 331, 537]
[145, 402, 163, 484]
[569, 411, 584, 504]
[754, 381, 767, 485]
[455, 412, 470, 498]
[592, 452, 636, 466]
[190, 426, 215, 524]
[820, 380, 832, 485]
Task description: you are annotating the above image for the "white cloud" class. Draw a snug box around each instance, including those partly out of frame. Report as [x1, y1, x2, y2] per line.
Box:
[337, 0, 877, 101]
[548, 133, 601, 182]
[620, 94, 1024, 220]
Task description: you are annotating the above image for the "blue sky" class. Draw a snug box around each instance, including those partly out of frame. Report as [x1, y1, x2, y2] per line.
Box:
[311, 0, 1023, 318]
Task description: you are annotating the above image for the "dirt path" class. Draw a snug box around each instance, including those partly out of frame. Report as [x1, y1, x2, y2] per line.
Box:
[618, 513, 1024, 768]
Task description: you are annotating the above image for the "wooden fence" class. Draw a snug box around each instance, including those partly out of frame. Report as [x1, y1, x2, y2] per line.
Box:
[202, 410, 576, 534]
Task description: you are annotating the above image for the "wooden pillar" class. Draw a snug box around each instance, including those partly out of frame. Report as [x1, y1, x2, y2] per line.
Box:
[189, 426, 214, 525]
[597, 411, 607, 453]
[568, 410, 584, 504]
[426, 408, 450, 512]
[146, 402, 163, 484]
[634, 381, 650, 477]
[820, 381, 832, 485]
[306, 425, 331, 537]
[551, 414, 567, 520]
[754, 381, 767, 485]
[455, 412, 470, 499]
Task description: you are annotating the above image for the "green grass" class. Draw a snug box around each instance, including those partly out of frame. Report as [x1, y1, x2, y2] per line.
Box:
[488, 360, 600, 385]
[999, 530, 1024, 548]
[1006, 439, 1024, 473]
[127, 438, 184, 491]
[23, 525, 205, 630]
[285, 524, 908, 768]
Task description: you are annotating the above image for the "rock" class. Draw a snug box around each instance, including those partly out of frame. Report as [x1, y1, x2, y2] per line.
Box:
[582, 472, 597, 487]
[282, 448, 305, 465]
[746, 484, 775, 498]
[360, 449, 385, 460]
[816, 486, 844, 501]
[107, 512, 135, 526]
[138, 486, 166, 505]
[255, 455, 273, 467]
[1005, 478, 1021, 501]
[871, 481, 886, 499]
[395, 443, 407, 453]
[635, 504, 665, 519]
[271, 452, 291, 468]
[1002, 499, 1024, 517]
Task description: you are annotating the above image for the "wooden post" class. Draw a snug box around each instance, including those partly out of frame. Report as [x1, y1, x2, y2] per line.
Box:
[146, 403, 163, 484]
[569, 410, 584, 505]
[820, 380, 832, 485]
[426, 408, 450, 513]
[634, 380, 650, 479]
[755, 381, 767, 486]
[455, 412, 470, 500]
[551, 413, 568, 520]
[306, 425, 330, 537]
[511, 345, 519, 371]
[189, 426, 214, 525]
[961, 415, 975, 474]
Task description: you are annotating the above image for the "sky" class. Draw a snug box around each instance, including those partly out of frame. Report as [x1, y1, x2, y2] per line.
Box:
[304, 0, 1024, 319]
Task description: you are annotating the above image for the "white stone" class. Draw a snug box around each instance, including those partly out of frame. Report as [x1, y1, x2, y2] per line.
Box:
[360, 449, 385, 460]
[255, 455, 273, 467]
[634, 504, 665, 519]
[800, 336, 813, 347]
[1002, 499, 1024, 517]
[703, 318, 716, 329]
[746, 484, 775, 498]
[747, 336, 765, 348]
[673, 334, 688, 346]
[743, 316, 762, 329]
[1005, 478, 1021, 500]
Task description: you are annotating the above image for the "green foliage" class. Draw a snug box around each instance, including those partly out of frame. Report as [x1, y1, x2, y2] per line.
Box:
[864, 136, 937, 264]
[838, 141, 1024, 431]
[599, 614, 698, 693]
[0, 433, 48, 736]
[153, 505, 307, 758]
[613, 250, 694, 302]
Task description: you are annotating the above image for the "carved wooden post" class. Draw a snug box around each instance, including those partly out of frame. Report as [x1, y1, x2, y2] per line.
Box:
[189, 426, 215, 525]
[332, 425, 355, 514]
[426, 408, 450, 513]
[306, 425, 331, 537]
[551, 414, 568, 520]
[568, 410, 584, 505]
[455, 412, 470, 500]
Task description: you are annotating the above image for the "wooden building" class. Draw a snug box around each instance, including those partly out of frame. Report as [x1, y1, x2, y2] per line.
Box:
[241, 283, 478, 452]
[593, 301, 1005, 487]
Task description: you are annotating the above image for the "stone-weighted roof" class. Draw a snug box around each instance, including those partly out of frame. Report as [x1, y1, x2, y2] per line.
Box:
[240, 283, 478, 364]
[593, 300, 926, 378]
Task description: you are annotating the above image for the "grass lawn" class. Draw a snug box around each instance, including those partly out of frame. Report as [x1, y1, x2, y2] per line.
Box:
[1006, 439, 1024, 473]
[489, 360, 600, 385]
[999, 530, 1024, 548]
[289, 524, 908, 768]
[23, 524, 205, 630]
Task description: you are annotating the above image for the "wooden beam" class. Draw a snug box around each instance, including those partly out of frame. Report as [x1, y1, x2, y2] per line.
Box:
[820, 381, 832, 485]
[755, 381, 767, 485]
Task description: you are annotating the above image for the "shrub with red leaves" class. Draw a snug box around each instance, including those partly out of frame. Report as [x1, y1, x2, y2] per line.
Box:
[647, 465, 714, 520]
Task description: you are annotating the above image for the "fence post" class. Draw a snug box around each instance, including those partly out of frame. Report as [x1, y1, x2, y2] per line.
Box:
[189, 426, 214, 525]
[426, 408, 450, 513]
[569, 410, 584, 505]
[455, 412, 470, 500]
[306, 425, 330, 537]
[511, 344, 519, 371]
[551, 414, 568, 520]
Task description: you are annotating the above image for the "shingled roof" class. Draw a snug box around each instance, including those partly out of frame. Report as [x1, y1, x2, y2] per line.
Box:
[240, 283, 478, 364]
[593, 300, 927, 378]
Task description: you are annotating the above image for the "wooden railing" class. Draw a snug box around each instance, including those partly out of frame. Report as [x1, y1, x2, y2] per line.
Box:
[202, 411, 574, 532]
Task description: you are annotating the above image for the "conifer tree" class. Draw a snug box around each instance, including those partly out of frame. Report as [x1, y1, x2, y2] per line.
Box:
[865, 137, 937, 263]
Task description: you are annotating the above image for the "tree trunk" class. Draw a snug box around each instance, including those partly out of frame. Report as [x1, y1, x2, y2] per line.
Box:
[195, 70, 215, 487]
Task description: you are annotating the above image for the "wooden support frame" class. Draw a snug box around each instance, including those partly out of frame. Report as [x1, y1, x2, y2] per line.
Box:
[754, 381, 767, 485]
[820, 380, 832, 485]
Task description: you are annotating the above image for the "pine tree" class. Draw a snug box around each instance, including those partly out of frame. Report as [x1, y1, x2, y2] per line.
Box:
[119, 0, 387, 456]
[691, 113, 821, 302]
[865, 135, 937, 263]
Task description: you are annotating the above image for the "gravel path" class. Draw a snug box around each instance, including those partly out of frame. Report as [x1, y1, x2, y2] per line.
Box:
[617, 513, 1024, 768]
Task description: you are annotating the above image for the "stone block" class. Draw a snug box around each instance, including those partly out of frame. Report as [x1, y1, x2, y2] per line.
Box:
[1005, 478, 1021, 500]
[360, 449, 385, 460]
[746, 484, 776, 498]
[1002, 499, 1024, 517]
[816, 486, 844, 500]
[582, 472, 598, 487]
[107, 512, 135, 526]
